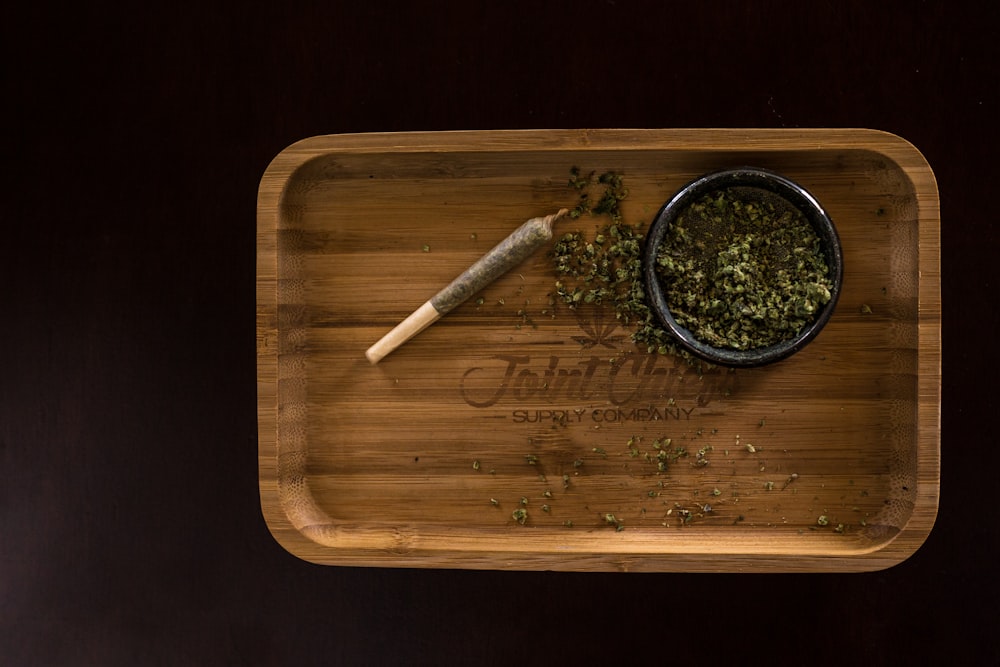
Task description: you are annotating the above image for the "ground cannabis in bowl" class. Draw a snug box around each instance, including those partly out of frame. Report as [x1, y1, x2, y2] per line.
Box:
[652, 186, 833, 350]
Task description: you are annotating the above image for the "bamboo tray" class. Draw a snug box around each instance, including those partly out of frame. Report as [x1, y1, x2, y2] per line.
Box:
[257, 129, 940, 572]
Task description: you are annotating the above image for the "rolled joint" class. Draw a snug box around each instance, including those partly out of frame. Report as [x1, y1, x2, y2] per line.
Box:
[365, 300, 442, 364]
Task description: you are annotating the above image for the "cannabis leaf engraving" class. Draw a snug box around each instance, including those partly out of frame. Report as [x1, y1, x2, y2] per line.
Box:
[573, 306, 627, 349]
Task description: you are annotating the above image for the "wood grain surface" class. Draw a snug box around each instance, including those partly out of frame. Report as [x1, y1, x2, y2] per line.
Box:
[257, 129, 940, 571]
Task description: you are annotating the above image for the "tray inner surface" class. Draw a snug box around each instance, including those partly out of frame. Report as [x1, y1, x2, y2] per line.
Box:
[258, 132, 940, 571]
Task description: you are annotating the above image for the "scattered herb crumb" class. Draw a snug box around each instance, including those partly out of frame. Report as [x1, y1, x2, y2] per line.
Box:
[695, 445, 712, 467]
[553, 169, 704, 367]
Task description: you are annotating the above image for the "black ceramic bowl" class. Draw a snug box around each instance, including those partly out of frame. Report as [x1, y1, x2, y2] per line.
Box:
[642, 167, 843, 367]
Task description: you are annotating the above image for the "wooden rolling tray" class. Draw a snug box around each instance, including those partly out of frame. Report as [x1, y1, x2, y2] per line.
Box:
[257, 129, 940, 572]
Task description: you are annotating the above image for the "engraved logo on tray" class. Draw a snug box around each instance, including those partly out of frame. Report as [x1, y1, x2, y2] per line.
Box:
[459, 307, 737, 414]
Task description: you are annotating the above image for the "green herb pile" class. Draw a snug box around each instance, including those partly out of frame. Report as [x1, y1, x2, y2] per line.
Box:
[552, 168, 686, 359]
[653, 188, 833, 350]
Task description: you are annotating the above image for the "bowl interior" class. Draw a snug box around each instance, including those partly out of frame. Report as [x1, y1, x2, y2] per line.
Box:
[642, 168, 843, 367]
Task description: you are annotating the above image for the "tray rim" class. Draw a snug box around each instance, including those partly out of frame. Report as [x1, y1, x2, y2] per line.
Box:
[257, 128, 941, 572]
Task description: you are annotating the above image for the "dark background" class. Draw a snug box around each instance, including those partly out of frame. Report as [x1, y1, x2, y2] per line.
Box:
[3, 1, 995, 664]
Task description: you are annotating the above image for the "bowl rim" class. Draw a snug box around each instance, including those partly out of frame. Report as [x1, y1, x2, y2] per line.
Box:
[642, 167, 844, 367]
